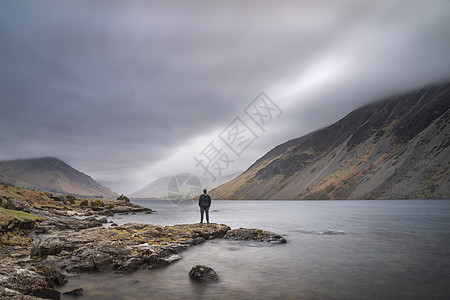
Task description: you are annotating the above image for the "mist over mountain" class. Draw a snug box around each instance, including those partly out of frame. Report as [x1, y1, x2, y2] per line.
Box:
[131, 172, 241, 199]
[130, 176, 172, 199]
[0, 157, 117, 198]
[211, 82, 450, 200]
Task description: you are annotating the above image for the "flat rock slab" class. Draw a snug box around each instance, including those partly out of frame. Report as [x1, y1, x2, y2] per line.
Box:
[224, 228, 287, 244]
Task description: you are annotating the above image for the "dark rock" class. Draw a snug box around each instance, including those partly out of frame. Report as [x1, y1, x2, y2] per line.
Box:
[66, 249, 97, 273]
[64, 195, 76, 205]
[98, 217, 108, 223]
[0, 260, 60, 300]
[110, 222, 118, 227]
[102, 210, 114, 216]
[0, 286, 41, 299]
[320, 230, 345, 235]
[116, 255, 145, 273]
[224, 228, 287, 244]
[30, 286, 61, 300]
[34, 212, 103, 231]
[189, 265, 218, 282]
[147, 254, 170, 269]
[50, 195, 66, 203]
[191, 237, 206, 245]
[0, 217, 36, 234]
[1, 197, 30, 212]
[92, 250, 115, 272]
[63, 288, 84, 296]
[36, 265, 67, 285]
[31, 236, 71, 257]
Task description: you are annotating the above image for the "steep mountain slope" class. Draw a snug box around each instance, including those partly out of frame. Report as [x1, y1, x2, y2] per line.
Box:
[211, 83, 450, 200]
[0, 157, 117, 198]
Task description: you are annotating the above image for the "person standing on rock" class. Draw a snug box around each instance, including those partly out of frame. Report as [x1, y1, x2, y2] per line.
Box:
[198, 189, 211, 224]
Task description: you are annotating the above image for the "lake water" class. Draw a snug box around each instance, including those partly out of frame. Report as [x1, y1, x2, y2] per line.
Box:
[60, 200, 450, 300]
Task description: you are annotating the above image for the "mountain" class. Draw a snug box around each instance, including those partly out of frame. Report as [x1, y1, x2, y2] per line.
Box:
[131, 176, 172, 199]
[211, 83, 450, 200]
[131, 171, 241, 199]
[0, 157, 117, 198]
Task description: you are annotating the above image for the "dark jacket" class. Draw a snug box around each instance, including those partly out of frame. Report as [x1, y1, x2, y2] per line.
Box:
[199, 193, 211, 208]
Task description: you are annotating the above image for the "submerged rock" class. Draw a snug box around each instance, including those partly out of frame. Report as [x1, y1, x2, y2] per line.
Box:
[63, 288, 84, 296]
[224, 228, 286, 244]
[189, 265, 218, 282]
[319, 230, 345, 235]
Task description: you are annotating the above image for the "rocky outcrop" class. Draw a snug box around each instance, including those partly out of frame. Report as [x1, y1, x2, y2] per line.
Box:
[0, 259, 60, 300]
[35, 265, 67, 286]
[224, 228, 287, 244]
[0, 216, 37, 235]
[1, 185, 287, 296]
[33, 213, 103, 233]
[29, 223, 232, 275]
[189, 265, 219, 282]
[0, 196, 31, 212]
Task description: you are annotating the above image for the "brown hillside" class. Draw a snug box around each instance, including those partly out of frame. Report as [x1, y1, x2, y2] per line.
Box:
[211, 83, 450, 200]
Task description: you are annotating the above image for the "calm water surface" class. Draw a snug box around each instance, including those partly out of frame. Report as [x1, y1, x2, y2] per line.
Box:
[60, 200, 450, 300]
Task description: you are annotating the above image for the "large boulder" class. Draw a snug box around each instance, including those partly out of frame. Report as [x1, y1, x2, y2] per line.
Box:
[189, 265, 218, 282]
[0, 197, 30, 212]
[224, 228, 286, 244]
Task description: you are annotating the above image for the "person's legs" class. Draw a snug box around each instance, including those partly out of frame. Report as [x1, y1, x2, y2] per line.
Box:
[205, 207, 209, 223]
[200, 206, 205, 223]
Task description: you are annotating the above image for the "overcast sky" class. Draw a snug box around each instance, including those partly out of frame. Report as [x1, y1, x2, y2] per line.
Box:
[1, 0, 449, 194]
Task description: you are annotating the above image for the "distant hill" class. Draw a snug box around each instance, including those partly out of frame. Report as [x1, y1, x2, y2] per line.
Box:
[131, 172, 241, 199]
[211, 82, 450, 200]
[131, 176, 172, 199]
[0, 157, 117, 198]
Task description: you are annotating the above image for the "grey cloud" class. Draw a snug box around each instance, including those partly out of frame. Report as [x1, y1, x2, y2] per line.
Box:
[0, 0, 449, 193]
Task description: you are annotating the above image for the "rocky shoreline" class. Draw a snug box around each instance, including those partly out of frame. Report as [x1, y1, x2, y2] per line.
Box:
[0, 187, 286, 299]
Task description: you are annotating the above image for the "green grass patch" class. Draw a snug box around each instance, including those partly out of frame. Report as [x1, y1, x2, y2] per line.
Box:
[0, 207, 43, 226]
[0, 230, 32, 246]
